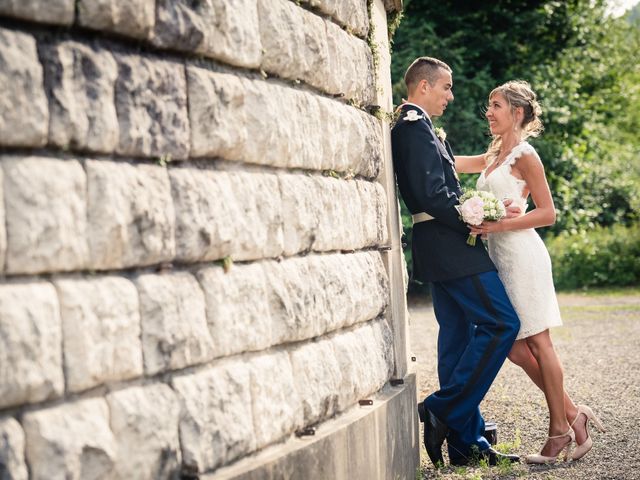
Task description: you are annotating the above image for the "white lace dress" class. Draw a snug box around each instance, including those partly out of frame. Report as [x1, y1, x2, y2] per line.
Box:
[476, 141, 563, 340]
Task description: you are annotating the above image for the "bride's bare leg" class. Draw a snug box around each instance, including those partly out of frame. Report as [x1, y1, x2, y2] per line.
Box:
[508, 340, 588, 444]
[524, 330, 572, 456]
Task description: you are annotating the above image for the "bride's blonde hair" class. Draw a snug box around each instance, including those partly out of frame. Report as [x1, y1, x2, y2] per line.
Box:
[486, 80, 543, 164]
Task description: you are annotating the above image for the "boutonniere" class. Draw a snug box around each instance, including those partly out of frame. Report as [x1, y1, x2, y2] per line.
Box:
[403, 110, 424, 122]
[435, 127, 447, 143]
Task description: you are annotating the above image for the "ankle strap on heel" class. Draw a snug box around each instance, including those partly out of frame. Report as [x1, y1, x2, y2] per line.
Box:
[548, 429, 575, 440]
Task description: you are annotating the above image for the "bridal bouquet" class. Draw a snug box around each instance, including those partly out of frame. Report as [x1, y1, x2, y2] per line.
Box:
[457, 190, 506, 246]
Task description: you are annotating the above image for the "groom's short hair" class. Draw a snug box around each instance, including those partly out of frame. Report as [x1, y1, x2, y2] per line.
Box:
[404, 57, 452, 93]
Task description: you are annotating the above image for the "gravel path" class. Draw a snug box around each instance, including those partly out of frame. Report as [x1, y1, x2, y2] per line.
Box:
[410, 290, 640, 479]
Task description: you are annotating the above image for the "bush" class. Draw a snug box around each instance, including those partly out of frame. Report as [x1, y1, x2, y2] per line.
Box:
[545, 224, 640, 290]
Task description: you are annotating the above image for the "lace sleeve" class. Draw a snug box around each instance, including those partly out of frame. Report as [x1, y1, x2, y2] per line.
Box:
[504, 142, 539, 167]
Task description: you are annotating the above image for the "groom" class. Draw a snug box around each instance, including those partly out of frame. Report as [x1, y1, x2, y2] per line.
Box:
[391, 57, 521, 466]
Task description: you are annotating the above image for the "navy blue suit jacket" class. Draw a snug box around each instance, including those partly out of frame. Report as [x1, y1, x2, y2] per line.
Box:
[391, 104, 495, 282]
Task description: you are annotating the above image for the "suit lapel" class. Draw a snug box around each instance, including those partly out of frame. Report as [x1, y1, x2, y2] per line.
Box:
[435, 138, 452, 162]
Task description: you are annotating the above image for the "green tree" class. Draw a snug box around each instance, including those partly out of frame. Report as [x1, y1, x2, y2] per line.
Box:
[390, 0, 640, 287]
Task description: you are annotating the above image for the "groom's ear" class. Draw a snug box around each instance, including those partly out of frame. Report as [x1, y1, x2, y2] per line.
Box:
[419, 79, 430, 95]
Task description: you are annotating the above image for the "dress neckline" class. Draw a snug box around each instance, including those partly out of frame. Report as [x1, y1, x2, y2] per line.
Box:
[481, 141, 528, 181]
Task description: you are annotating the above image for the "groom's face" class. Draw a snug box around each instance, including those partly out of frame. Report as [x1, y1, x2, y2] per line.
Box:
[424, 69, 454, 118]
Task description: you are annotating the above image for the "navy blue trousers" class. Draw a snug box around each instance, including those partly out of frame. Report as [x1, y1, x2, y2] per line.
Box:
[423, 271, 520, 460]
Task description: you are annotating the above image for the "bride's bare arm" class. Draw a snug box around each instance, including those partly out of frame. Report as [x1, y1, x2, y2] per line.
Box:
[470, 153, 556, 233]
[455, 154, 486, 174]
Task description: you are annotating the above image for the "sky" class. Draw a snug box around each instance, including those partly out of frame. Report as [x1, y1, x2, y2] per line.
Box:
[606, 0, 640, 16]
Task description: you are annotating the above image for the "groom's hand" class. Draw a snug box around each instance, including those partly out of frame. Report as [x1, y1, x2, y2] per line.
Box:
[503, 198, 522, 219]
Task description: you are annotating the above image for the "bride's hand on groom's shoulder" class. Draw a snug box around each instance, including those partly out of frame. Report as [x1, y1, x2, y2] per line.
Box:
[503, 198, 522, 219]
[394, 98, 408, 113]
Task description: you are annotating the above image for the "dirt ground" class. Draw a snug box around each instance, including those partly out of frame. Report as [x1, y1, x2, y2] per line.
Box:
[409, 289, 640, 479]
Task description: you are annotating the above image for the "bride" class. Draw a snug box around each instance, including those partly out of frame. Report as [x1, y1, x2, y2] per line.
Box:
[454, 80, 605, 463]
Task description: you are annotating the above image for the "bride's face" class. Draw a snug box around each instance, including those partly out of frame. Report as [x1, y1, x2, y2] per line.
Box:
[486, 92, 514, 136]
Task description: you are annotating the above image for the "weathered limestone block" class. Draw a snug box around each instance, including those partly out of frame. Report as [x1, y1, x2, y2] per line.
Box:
[370, 318, 395, 381]
[357, 179, 389, 246]
[77, 0, 155, 39]
[3, 156, 88, 274]
[188, 68, 320, 170]
[107, 384, 181, 479]
[196, 263, 271, 357]
[152, 0, 261, 68]
[0, 29, 48, 148]
[22, 398, 116, 480]
[264, 243, 388, 341]
[279, 175, 388, 255]
[54, 276, 143, 392]
[350, 112, 383, 179]
[173, 362, 255, 473]
[348, 252, 390, 323]
[114, 54, 189, 159]
[264, 257, 323, 343]
[0, 282, 63, 409]
[0, 417, 28, 480]
[331, 320, 394, 409]
[169, 168, 237, 262]
[186, 68, 249, 162]
[0, 168, 5, 271]
[0, 0, 74, 26]
[258, 0, 330, 90]
[226, 171, 283, 259]
[289, 339, 342, 425]
[315, 99, 355, 174]
[170, 168, 283, 262]
[86, 160, 176, 270]
[312, 177, 363, 251]
[312, 100, 383, 178]
[135, 272, 214, 375]
[279, 174, 320, 256]
[242, 85, 322, 171]
[248, 352, 302, 449]
[300, 0, 369, 37]
[313, 252, 389, 332]
[325, 19, 375, 105]
[41, 41, 119, 153]
[187, 67, 382, 177]
[258, 0, 373, 103]
[266, 252, 389, 344]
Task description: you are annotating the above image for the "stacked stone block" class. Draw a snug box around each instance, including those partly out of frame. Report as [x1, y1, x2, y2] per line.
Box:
[0, 0, 396, 478]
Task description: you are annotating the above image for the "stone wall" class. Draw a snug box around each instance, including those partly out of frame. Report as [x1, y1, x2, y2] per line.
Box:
[0, 0, 413, 478]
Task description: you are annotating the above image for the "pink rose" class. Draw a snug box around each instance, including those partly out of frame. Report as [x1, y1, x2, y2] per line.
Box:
[460, 196, 485, 225]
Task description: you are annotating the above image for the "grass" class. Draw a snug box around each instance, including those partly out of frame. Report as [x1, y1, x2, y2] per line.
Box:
[418, 435, 527, 480]
[559, 285, 640, 297]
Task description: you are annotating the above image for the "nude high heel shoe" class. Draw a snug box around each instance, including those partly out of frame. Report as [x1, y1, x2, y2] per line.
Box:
[569, 404, 606, 461]
[524, 429, 575, 464]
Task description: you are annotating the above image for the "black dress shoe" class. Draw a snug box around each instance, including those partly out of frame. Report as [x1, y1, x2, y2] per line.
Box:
[450, 447, 520, 466]
[483, 447, 520, 465]
[484, 421, 498, 446]
[419, 404, 498, 446]
[419, 403, 449, 467]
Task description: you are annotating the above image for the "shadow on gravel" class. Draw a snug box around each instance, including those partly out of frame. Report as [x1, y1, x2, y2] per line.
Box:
[411, 290, 640, 480]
